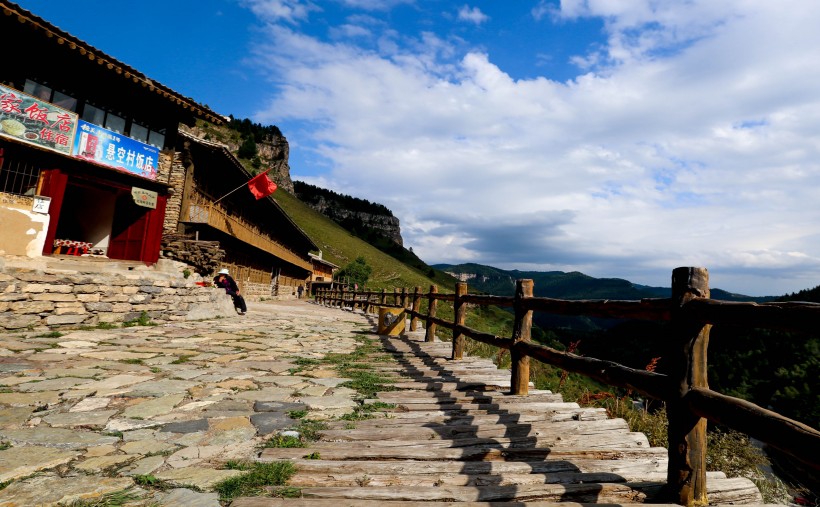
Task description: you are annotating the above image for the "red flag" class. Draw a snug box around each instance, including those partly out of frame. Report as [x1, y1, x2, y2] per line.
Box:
[247, 170, 277, 200]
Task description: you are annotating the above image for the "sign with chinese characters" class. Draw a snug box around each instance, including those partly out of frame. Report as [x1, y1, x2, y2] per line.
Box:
[0, 84, 77, 155]
[73, 120, 159, 180]
[131, 187, 158, 209]
[32, 195, 51, 214]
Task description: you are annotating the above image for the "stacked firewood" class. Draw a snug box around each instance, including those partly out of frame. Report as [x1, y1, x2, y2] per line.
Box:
[161, 234, 225, 276]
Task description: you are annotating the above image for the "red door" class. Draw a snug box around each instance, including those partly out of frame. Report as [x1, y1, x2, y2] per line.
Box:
[108, 193, 167, 264]
[39, 169, 69, 255]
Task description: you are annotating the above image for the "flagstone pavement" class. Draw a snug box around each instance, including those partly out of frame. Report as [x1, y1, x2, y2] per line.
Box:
[0, 299, 376, 506]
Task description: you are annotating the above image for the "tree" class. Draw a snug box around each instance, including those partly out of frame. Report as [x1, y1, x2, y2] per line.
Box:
[334, 256, 372, 287]
[237, 136, 257, 159]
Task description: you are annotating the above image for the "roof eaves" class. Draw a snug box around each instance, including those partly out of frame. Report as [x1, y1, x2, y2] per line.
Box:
[1, 1, 224, 125]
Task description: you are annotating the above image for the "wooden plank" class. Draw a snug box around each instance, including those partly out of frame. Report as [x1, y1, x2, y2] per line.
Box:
[231, 499, 683, 507]
[275, 458, 670, 476]
[309, 433, 650, 450]
[294, 483, 649, 503]
[260, 446, 668, 462]
[318, 418, 633, 440]
[327, 409, 608, 427]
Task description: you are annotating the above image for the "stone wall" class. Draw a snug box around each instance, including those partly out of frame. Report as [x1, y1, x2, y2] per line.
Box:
[156, 149, 185, 235]
[0, 258, 237, 331]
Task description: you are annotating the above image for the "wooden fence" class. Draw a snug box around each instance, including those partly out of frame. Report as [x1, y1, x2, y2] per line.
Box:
[316, 267, 820, 507]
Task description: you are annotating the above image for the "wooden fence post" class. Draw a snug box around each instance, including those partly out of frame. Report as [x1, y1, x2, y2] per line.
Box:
[410, 286, 421, 331]
[380, 288, 386, 306]
[401, 287, 408, 309]
[666, 267, 710, 506]
[425, 285, 438, 342]
[452, 282, 467, 360]
[339, 287, 345, 309]
[511, 279, 533, 395]
[393, 288, 400, 307]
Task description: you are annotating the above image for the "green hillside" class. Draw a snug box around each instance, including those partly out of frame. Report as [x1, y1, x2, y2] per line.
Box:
[272, 189, 456, 291]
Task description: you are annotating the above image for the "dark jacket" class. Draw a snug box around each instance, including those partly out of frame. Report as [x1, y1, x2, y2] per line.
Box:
[214, 274, 240, 295]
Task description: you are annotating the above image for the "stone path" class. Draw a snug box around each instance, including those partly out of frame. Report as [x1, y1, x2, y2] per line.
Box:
[0, 300, 374, 506]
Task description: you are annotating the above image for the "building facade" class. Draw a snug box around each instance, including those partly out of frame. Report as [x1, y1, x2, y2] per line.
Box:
[162, 131, 317, 299]
[0, 1, 223, 264]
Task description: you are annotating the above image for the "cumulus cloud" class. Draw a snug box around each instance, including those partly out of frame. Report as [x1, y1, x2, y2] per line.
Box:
[247, 1, 820, 295]
[457, 5, 489, 25]
[239, 0, 319, 23]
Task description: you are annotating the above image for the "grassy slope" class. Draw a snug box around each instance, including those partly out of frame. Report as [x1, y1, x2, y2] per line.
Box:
[273, 189, 454, 292]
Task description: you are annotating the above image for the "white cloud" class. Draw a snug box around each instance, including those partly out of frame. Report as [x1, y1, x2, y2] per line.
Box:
[240, 0, 319, 23]
[457, 5, 489, 25]
[248, 1, 820, 296]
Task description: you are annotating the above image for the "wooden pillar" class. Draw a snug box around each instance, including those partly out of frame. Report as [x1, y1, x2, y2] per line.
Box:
[410, 286, 421, 331]
[666, 267, 710, 507]
[425, 285, 438, 343]
[393, 288, 400, 307]
[510, 279, 533, 395]
[452, 282, 467, 360]
[401, 287, 408, 309]
[338, 287, 345, 309]
[380, 288, 387, 306]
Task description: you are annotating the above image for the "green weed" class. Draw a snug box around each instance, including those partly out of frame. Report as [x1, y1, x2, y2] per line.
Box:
[213, 461, 296, 501]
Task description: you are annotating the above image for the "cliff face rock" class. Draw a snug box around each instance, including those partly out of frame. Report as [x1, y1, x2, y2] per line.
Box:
[309, 196, 403, 246]
[182, 122, 294, 193]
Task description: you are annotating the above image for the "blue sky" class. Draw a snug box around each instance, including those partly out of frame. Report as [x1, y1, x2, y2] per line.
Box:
[14, 0, 820, 296]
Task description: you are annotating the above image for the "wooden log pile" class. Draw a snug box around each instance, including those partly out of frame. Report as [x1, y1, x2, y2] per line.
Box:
[161, 234, 225, 276]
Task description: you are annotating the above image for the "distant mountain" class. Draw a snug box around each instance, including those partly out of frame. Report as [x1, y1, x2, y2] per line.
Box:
[433, 262, 777, 302]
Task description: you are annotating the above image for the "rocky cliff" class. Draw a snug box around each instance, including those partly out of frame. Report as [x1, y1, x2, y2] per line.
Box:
[308, 195, 403, 246]
[182, 121, 294, 193]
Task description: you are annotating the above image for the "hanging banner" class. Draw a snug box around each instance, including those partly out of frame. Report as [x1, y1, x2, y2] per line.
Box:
[131, 187, 158, 209]
[73, 120, 159, 180]
[0, 84, 78, 155]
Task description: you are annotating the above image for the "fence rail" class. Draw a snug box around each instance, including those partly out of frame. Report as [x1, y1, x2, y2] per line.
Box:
[316, 266, 820, 507]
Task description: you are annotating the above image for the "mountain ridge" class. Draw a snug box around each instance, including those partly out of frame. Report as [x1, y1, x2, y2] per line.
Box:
[433, 262, 778, 302]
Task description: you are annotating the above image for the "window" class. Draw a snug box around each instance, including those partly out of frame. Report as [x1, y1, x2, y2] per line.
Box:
[52, 91, 77, 112]
[104, 112, 125, 134]
[21, 79, 167, 149]
[130, 123, 149, 143]
[0, 148, 41, 196]
[23, 79, 51, 100]
[148, 129, 165, 149]
[82, 103, 106, 125]
[23, 80, 77, 112]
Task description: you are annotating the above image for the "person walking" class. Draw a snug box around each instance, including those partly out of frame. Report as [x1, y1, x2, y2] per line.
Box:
[297, 285, 304, 299]
[213, 268, 247, 315]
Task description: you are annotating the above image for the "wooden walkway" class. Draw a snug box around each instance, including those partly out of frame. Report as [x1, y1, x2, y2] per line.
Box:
[233, 331, 765, 506]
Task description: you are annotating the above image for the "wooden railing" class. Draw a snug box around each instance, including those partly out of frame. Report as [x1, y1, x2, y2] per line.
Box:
[182, 191, 312, 270]
[316, 267, 820, 507]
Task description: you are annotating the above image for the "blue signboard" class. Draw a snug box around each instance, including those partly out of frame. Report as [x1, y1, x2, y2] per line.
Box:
[72, 120, 159, 180]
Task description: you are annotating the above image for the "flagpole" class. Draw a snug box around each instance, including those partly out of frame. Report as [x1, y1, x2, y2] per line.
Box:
[213, 168, 271, 204]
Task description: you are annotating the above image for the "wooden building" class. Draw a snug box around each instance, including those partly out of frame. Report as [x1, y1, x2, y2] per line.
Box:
[165, 131, 316, 299]
[0, 1, 223, 263]
[308, 251, 339, 295]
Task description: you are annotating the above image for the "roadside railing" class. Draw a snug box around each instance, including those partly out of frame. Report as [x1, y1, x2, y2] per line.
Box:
[316, 267, 820, 507]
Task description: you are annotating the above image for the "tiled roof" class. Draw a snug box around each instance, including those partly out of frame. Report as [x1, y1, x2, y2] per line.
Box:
[1, 1, 225, 125]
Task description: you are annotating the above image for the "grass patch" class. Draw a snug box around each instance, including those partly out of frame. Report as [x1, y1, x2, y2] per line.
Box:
[287, 409, 307, 419]
[340, 401, 396, 421]
[0, 442, 10, 451]
[119, 358, 144, 365]
[170, 355, 193, 364]
[263, 435, 304, 448]
[213, 461, 297, 502]
[35, 331, 63, 338]
[132, 474, 162, 488]
[63, 488, 142, 506]
[122, 311, 155, 328]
